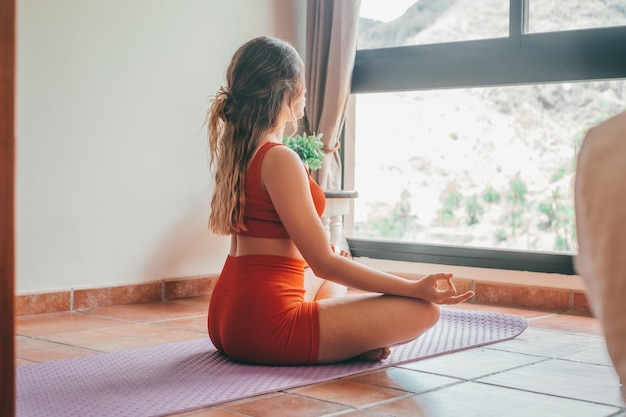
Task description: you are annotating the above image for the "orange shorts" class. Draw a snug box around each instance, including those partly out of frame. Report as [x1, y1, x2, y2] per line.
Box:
[207, 255, 319, 365]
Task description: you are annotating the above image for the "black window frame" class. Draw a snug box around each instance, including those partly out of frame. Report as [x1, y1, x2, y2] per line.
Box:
[347, 0, 626, 275]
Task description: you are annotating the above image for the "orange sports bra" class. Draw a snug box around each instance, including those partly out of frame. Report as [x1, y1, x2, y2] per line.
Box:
[239, 141, 326, 238]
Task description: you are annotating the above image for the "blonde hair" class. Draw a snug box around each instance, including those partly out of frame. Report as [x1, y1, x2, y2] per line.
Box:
[207, 37, 304, 235]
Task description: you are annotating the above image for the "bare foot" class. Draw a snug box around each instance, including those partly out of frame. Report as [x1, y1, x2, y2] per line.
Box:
[355, 346, 391, 362]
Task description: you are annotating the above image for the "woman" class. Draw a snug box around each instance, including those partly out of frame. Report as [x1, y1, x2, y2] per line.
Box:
[207, 36, 474, 365]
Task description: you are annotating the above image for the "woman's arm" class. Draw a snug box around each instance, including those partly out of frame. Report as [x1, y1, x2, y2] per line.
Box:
[261, 145, 473, 305]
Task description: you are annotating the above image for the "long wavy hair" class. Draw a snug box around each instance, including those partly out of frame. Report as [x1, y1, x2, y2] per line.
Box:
[207, 37, 305, 235]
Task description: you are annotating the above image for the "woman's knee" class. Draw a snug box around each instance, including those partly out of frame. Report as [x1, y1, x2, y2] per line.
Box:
[424, 301, 440, 326]
[409, 299, 440, 330]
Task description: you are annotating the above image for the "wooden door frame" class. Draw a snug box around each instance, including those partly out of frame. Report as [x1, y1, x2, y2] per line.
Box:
[1, 0, 16, 415]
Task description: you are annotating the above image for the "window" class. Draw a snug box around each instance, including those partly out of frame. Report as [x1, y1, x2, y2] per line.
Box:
[347, 0, 626, 273]
[358, 0, 509, 48]
[353, 81, 625, 253]
[528, 1, 626, 33]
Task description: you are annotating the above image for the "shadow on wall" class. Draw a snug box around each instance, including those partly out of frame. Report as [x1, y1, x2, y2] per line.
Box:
[143, 203, 229, 281]
[272, 0, 306, 54]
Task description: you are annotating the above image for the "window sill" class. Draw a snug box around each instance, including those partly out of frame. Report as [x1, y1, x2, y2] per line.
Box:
[354, 257, 591, 315]
[355, 257, 585, 290]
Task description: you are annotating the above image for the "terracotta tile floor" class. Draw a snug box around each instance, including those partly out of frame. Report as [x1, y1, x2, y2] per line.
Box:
[15, 297, 626, 417]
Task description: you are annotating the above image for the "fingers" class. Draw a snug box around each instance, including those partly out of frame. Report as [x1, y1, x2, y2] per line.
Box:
[445, 277, 456, 293]
[422, 273, 474, 305]
[426, 272, 453, 281]
[417, 273, 474, 305]
[336, 249, 352, 259]
[428, 273, 456, 293]
[440, 290, 475, 305]
[330, 244, 352, 259]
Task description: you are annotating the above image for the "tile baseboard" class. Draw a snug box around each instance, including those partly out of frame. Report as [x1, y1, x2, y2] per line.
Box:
[15, 275, 218, 316]
[16, 291, 71, 316]
[15, 274, 592, 317]
[394, 273, 592, 316]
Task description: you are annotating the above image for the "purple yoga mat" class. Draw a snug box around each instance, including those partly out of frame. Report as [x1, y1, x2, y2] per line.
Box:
[17, 307, 527, 417]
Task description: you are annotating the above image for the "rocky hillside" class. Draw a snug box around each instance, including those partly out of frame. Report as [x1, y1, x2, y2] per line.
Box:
[353, 0, 626, 252]
[358, 0, 626, 49]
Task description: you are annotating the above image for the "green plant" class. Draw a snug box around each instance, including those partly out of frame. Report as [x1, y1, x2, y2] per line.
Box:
[537, 187, 576, 250]
[372, 212, 410, 239]
[283, 133, 324, 170]
[551, 166, 568, 182]
[555, 235, 568, 250]
[507, 176, 528, 205]
[482, 186, 501, 206]
[465, 195, 484, 226]
[438, 187, 462, 226]
[494, 229, 507, 243]
[371, 191, 415, 239]
[538, 201, 554, 230]
[506, 175, 528, 235]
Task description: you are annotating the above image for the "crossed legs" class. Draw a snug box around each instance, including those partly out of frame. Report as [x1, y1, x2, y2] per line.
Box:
[316, 293, 439, 364]
[303, 268, 439, 364]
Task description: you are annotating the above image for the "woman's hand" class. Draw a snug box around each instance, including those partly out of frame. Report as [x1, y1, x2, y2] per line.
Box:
[330, 244, 352, 259]
[412, 273, 474, 305]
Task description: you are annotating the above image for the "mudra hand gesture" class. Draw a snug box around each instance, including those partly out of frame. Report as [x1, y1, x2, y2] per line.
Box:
[412, 273, 474, 305]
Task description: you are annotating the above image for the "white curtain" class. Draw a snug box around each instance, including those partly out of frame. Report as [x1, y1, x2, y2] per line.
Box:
[304, 0, 361, 190]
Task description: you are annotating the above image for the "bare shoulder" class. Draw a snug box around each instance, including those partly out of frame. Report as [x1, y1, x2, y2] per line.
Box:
[260, 143, 309, 194]
[262, 143, 306, 177]
[264, 143, 301, 163]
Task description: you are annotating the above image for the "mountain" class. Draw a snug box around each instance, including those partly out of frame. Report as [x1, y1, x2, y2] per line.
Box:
[357, 0, 456, 49]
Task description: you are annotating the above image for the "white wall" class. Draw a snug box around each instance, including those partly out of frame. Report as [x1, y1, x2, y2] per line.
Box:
[16, 0, 305, 293]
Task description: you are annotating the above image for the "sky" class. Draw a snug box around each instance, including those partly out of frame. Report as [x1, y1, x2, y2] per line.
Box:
[359, 0, 417, 22]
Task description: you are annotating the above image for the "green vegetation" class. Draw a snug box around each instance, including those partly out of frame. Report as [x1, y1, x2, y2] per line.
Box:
[283, 133, 324, 170]
[482, 186, 501, 206]
[551, 166, 568, 182]
[355, 108, 608, 251]
[438, 187, 462, 226]
[538, 187, 576, 250]
[355, 190, 416, 240]
[495, 229, 507, 243]
[506, 175, 528, 236]
[371, 212, 411, 239]
[465, 195, 484, 226]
